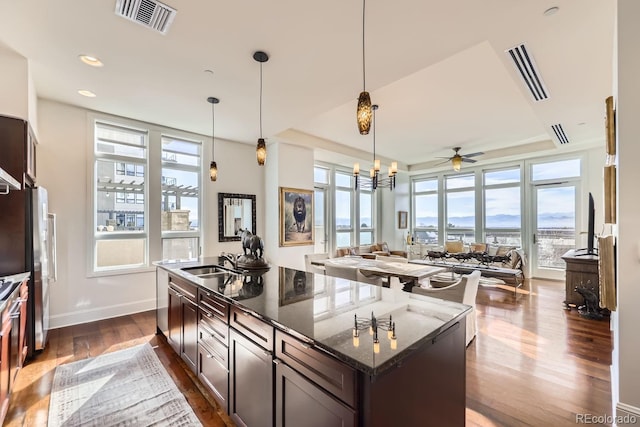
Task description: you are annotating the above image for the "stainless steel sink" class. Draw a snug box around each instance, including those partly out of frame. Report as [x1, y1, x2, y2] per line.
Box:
[181, 265, 230, 278]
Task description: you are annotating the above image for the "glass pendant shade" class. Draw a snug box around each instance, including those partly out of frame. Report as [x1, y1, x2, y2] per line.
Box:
[209, 161, 218, 181]
[256, 138, 267, 165]
[452, 155, 462, 171]
[357, 91, 372, 135]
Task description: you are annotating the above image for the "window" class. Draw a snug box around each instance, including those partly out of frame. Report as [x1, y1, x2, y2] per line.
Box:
[94, 121, 147, 271]
[445, 174, 475, 243]
[359, 191, 373, 244]
[161, 135, 201, 261]
[413, 178, 438, 244]
[92, 118, 203, 274]
[335, 171, 353, 248]
[483, 167, 521, 246]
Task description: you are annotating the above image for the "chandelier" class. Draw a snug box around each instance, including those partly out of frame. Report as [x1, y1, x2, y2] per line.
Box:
[353, 104, 397, 191]
[352, 312, 397, 353]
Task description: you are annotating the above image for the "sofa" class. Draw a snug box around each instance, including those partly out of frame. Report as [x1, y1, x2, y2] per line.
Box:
[335, 242, 407, 259]
[411, 241, 526, 287]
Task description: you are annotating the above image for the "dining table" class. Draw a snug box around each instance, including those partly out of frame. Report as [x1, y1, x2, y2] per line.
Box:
[315, 256, 447, 291]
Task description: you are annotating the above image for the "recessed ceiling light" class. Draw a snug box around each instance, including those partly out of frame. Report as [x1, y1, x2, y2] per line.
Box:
[78, 90, 96, 98]
[79, 55, 104, 67]
[543, 6, 559, 16]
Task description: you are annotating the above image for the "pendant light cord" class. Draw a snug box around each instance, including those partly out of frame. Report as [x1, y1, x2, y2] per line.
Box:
[372, 106, 376, 163]
[362, 0, 366, 92]
[211, 101, 215, 159]
[259, 62, 263, 138]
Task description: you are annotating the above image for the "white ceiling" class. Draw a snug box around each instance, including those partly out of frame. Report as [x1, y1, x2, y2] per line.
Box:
[0, 0, 615, 172]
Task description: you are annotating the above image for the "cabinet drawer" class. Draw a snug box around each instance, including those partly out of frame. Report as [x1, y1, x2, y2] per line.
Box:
[168, 275, 197, 303]
[198, 343, 228, 411]
[199, 319, 228, 351]
[198, 289, 229, 323]
[230, 306, 274, 352]
[199, 306, 228, 345]
[275, 330, 356, 408]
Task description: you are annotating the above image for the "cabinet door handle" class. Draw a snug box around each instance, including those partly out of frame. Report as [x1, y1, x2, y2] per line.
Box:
[273, 359, 280, 365]
[300, 342, 311, 350]
[175, 293, 183, 298]
[206, 352, 228, 371]
[242, 311, 250, 316]
[205, 312, 213, 318]
[204, 291, 211, 297]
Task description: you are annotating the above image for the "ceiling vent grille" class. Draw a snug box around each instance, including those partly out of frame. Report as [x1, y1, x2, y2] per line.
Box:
[506, 43, 549, 102]
[551, 123, 569, 145]
[115, 0, 176, 34]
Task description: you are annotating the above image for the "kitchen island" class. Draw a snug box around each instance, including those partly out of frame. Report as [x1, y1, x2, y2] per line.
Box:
[156, 257, 471, 427]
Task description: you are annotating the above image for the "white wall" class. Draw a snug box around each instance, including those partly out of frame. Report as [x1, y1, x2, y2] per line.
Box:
[37, 99, 264, 328]
[0, 43, 31, 128]
[614, 0, 640, 419]
[379, 171, 410, 251]
[264, 142, 315, 271]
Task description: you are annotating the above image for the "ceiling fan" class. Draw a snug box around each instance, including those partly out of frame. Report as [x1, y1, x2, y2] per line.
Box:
[436, 147, 484, 171]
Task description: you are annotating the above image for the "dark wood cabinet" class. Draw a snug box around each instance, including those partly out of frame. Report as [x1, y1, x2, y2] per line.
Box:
[229, 327, 273, 427]
[167, 286, 181, 354]
[0, 303, 11, 423]
[0, 116, 36, 187]
[167, 275, 198, 374]
[198, 288, 229, 410]
[275, 362, 355, 427]
[0, 277, 30, 425]
[562, 250, 600, 308]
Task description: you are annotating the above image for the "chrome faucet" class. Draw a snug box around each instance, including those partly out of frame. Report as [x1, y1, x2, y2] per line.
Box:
[219, 252, 238, 269]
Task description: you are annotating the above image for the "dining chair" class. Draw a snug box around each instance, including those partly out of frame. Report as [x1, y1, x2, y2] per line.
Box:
[411, 270, 481, 346]
[304, 253, 329, 274]
[324, 263, 358, 281]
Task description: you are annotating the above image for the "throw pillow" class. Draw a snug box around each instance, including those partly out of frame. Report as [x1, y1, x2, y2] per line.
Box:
[487, 244, 498, 256]
[470, 243, 487, 253]
[496, 245, 516, 256]
[380, 242, 389, 253]
[370, 243, 382, 252]
[445, 241, 464, 253]
[349, 246, 360, 255]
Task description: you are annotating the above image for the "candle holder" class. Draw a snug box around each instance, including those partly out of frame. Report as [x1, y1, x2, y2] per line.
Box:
[352, 312, 397, 353]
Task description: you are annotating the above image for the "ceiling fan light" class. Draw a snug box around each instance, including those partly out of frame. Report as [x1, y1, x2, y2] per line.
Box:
[256, 138, 267, 165]
[209, 161, 218, 181]
[452, 155, 462, 171]
[357, 91, 372, 135]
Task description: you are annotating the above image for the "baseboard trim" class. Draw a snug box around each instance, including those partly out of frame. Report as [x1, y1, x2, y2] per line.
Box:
[615, 402, 640, 425]
[49, 298, 156, 329]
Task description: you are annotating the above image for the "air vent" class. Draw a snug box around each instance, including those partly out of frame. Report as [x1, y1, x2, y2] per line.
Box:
[551, 124, 570, 145]
[506, 43, 549, 102]
[115, 0, 176, 34]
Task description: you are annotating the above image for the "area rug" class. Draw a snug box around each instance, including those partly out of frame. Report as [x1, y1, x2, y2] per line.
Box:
[48, 343, 202, 427]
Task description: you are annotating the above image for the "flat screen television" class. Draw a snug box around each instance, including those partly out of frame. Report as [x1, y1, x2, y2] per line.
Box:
[587, 192, 596, 255]
[577, 192, 597, 256]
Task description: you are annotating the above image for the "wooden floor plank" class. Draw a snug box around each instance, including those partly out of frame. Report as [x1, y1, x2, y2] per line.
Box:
[5, 277, 612, 426]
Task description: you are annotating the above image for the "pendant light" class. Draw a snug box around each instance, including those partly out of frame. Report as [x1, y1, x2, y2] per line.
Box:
[208, 96, 220, 181]
[356, 0, 372, 135]
[353, 105, 397, 191]
[254, 51, 269, 165]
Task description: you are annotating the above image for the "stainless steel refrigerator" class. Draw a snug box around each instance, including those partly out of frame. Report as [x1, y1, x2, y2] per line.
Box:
[31, 187, 57, 351]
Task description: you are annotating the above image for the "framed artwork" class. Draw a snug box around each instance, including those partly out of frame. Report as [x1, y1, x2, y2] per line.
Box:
[279, 187, 314, 247]
[278, 267, 313, 306]
[398, 211, 408, 229]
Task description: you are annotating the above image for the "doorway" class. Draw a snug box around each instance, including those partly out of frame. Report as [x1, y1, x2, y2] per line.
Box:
[531, 184, 577, 280]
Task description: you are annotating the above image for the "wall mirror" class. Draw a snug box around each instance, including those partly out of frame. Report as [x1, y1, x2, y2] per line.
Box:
[218, 193, 256, 242]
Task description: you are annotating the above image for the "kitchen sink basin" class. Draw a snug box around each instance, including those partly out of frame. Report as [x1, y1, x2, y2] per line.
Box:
[181, 265, 232, 278]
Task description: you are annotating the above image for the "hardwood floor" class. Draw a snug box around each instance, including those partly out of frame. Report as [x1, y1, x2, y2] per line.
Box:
[5, 278, 612, 426]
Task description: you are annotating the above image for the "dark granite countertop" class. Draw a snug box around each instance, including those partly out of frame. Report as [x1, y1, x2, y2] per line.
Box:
[156, 257, 471, 376]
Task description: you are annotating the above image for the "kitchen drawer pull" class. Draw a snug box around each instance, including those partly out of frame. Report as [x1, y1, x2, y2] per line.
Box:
[205, 312, 213, 318]
[273, 359, 280, 365]
[300, 342, 311, 349]
[242, 311, 250, 316]
[205, 350, 228, 371]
